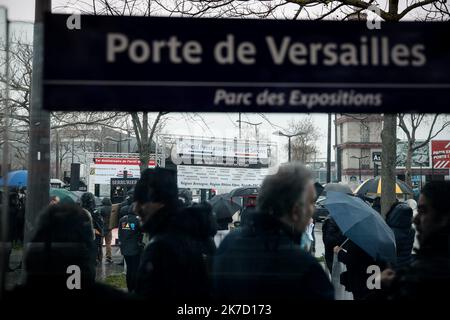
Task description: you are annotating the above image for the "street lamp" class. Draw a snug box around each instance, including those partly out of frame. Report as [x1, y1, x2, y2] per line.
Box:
[351, 155, 369, 182]
[273, 130, 306, 162]
[236, 120, 262, 139]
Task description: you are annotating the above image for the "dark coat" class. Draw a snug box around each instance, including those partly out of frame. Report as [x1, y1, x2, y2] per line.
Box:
[212, 213, 334, 302]
[337, 240, 378, 300]
[99, 198, 112, 233]
[118, 212, 143, 256]
[322, 217, 346, 272]
[135, 205, 211, 302]
[384, 232, 450, 300]
[386, 203, 415, 270]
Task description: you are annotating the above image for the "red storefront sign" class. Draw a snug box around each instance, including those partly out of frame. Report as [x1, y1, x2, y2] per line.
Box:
[432, 140, 450, 169]
[94, 158, 156, 166]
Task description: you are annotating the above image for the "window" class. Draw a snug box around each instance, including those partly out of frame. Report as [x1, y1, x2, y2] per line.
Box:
[360, 123, 370, 143]
[361, 149, 370, 169]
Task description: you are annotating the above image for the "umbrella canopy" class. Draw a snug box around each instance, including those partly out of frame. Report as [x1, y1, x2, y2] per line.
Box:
[0, 170, 27, 187]
[229, 187, 259, 197]
[71, 191, 103, 207]
[208, 194, 241, 221]
[50, 188, 78, 204]
[323, 191, 397, 263]
[323, 183, 353, 195]
[354, 176, 413, 196]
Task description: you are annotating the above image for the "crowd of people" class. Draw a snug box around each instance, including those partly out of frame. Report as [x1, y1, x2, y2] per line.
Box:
[1, 163, 449, 303]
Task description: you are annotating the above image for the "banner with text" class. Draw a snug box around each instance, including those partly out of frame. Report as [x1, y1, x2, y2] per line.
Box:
[177, 165, 269, 189]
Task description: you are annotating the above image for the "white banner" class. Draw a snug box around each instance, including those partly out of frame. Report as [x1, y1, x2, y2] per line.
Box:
[177, 165, 269, 189]
[89, 158, 156, 184]
[90, 164, 141, 184]
[175, 137, 269, 159]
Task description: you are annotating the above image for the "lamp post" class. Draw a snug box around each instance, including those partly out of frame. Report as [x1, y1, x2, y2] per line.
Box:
[273, 130, 306, 162]
[351, 155, 369, 182]
[236, 120, 262, 139]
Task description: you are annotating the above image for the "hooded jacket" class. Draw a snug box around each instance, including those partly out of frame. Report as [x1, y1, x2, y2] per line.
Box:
[386, 203, 415, 269]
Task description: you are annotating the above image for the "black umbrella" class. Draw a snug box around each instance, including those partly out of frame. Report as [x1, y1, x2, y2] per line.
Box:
[322, 183, 353, 196]
[229, 187, 259, 197]
[208, 195, 241, 221]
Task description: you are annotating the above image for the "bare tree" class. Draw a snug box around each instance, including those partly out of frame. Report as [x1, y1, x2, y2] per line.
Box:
[285, 117, 321, 162]
[398, 114, 450, 188]
[0, 33, 128, 174]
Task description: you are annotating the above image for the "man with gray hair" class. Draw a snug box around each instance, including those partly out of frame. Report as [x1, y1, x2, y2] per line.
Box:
[212, 162, 334, 301]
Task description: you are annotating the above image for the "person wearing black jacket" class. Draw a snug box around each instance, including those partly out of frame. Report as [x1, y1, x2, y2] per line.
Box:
[212, 163, 334, 302]
[99, 197, 113, 263]
[335, 239, 379, 300]
[375, 181, 450, 301]
[386, 202, 415, 270]
[80, 192, 104, 264]
[118, 206, 143, 293]
[322, 216, 346, 273]
[133, 167, 211, 302]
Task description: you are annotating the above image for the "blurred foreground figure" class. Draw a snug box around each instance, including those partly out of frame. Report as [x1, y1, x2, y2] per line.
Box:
[212, 162, 334, 301]
[377, 181, 450, 300]
[133, 168, 211, 302]
[80, 192, 104, 264]
[5, 204, 127, 301]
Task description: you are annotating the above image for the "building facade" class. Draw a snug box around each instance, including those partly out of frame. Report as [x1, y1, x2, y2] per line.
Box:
[336, 114, 383, 188]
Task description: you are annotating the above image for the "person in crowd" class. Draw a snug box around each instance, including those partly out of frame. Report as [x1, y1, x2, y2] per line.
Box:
[5, 204, 128, 301]
[406, 198, 420, 251]
[0, 191, 19, 272]
[385, 202, 415, 270]
[133, 167, 211, 301]
[178, 188, 193, 207]
[80, 192, 104, 264]
[212, 162, 334, 301]
[378, 181, 450, 300]
[177, 202, 218, 258]
[49, 196, 60, 206]
[372, 197, 381, 214]
[301, 217, 315, 254]
[119, 193, 133, 220]
[322, 216, 346, 273]
[99, 197, 113, 263]
[334, 239, 380, 300]
[118, 202, 143, 293]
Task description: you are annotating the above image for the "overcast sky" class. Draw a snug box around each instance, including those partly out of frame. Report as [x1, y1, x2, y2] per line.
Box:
[1, 0, 448, 163]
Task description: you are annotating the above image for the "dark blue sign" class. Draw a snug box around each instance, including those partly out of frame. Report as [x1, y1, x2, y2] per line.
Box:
[43, 14, 450, 113]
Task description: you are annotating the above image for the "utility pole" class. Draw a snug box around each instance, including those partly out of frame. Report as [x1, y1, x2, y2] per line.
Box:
[238, 113, 241, 139]
[0, 6, 11, 299]
[71, 137, 75, 164]
[55, 131, 59, 179]
[351, 155, 369, 182]
[25, 0, 52, 243]
[326, 113, 332, 183]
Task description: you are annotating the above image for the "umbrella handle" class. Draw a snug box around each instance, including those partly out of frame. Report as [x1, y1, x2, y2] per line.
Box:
[340, 238, 350, 248]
